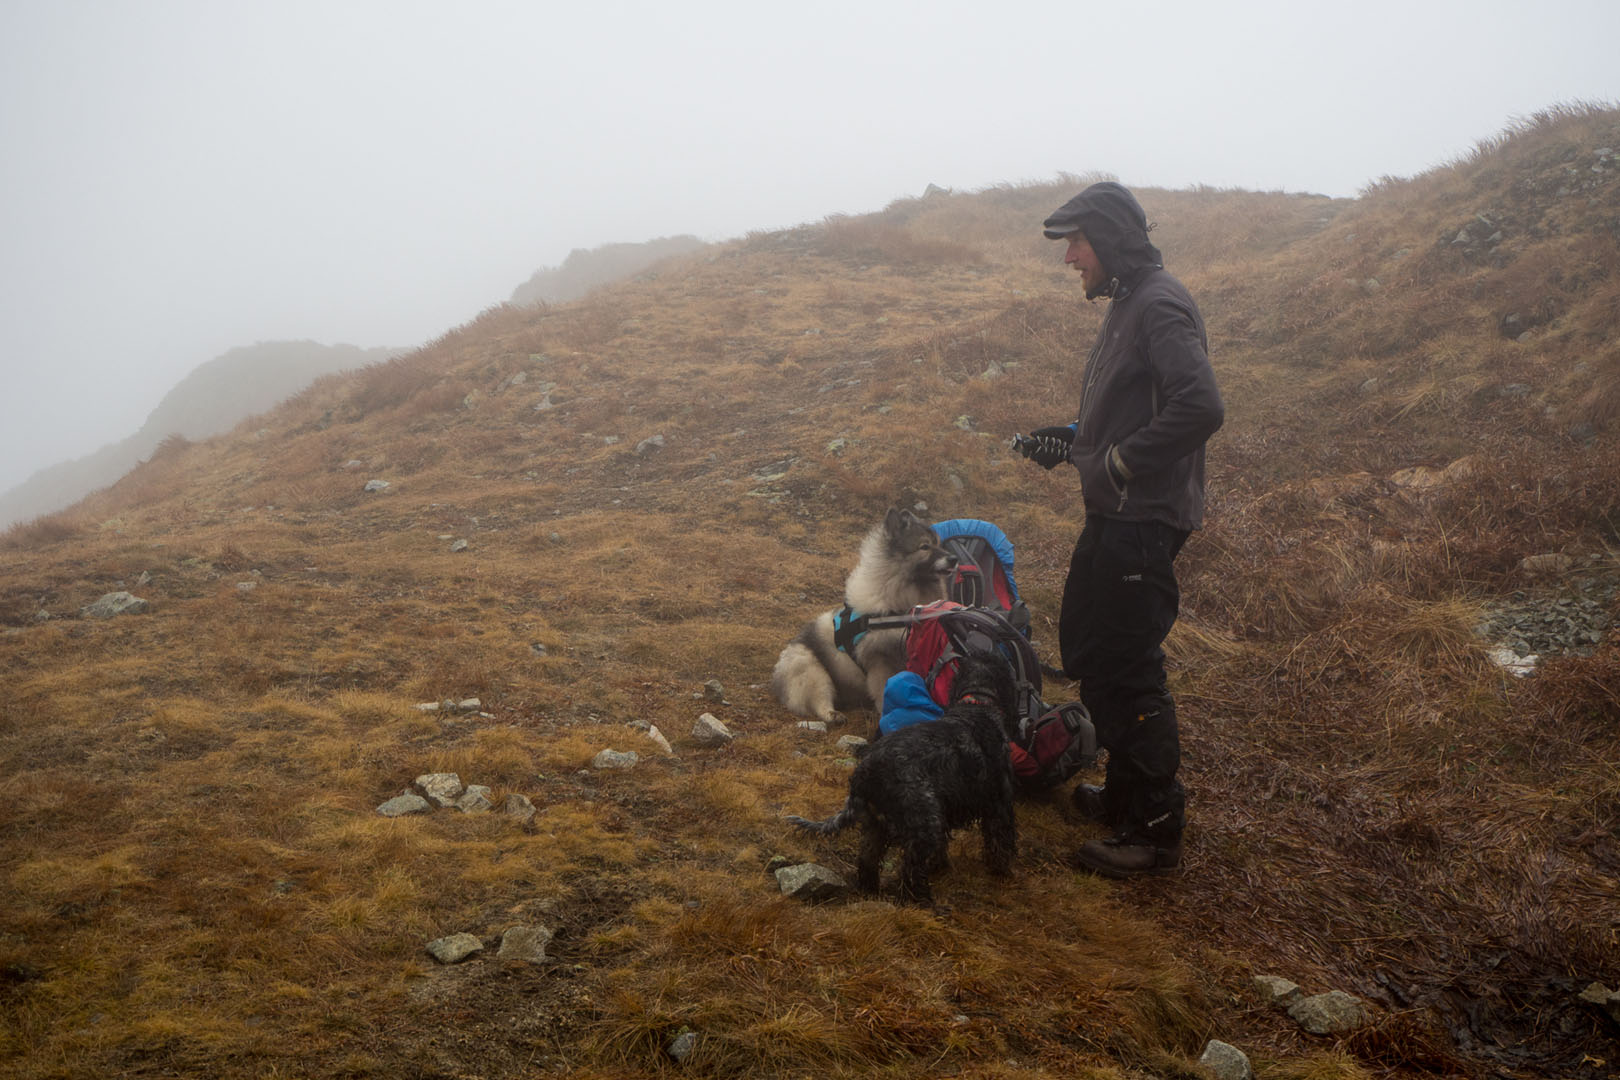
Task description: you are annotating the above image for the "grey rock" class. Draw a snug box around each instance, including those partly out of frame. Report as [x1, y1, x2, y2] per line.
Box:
[457, 698, 482, 712]
[449, 539, 469, 553]
[425, 932, 484, 964]
[796, 721, 828, 734]
[377, 793, 432, 817]
[592, 749, 639, 769]
[775, 863, 850, 902]
[692, 713, 733, 745]
[363, 479, 390, 492]
[415, 773, 465, 807]
[456, 785, 494, 813]
[1288, 990, 1371, 1035]
[1519, 553, 1573, 575]
[667, 1027, 699, 1062]
[635, 434, 666, 455]
[1199, 1039, 1254, 1080]
[645, 725, 674, 755]
[1578, 982, 1620, 1022]
[702, 678, 727, 702]
[504, 792, 538, 824]
[1252, 974, 1304, 1005]
[81, 591, 149, 618]
[496, 924, 553, 963]
[835, 735, 868, 752]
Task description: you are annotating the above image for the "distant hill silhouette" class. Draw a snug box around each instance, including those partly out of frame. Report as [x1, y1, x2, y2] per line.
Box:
[0, 340, 399, 529]
[509, 235, 708, 305]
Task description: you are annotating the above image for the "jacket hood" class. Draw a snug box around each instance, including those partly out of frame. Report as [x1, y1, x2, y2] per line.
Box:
[1043, 182, 1164, 299]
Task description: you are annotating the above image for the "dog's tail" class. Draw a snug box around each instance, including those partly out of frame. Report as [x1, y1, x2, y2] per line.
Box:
[784, 798, 858, 835]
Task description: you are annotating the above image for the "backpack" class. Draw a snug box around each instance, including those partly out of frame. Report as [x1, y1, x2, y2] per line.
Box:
[868, 600, 1096, 792]
[932, 519, 1030, 635]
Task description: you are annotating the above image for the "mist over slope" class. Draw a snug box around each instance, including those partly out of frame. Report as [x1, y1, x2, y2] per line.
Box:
[0, 340, 400, 530]
[1, 105, 1616, 1079]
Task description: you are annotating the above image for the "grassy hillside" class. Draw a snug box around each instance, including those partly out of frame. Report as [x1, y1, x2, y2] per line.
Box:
[2, 104, 1616, 1079]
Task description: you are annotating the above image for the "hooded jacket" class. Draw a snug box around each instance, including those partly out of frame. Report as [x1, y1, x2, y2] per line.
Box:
[1044, 183, 1224, 530]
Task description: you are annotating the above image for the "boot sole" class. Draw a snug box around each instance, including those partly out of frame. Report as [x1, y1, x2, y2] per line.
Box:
[1071, 848, 1181, 879]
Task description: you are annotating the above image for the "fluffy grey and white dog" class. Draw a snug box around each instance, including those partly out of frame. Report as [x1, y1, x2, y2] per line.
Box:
[784, 651, 1019, 905]
[770, 507, 956, 727]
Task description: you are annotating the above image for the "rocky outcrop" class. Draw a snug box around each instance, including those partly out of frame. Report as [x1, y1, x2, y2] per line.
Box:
[510, 236, 708, 306]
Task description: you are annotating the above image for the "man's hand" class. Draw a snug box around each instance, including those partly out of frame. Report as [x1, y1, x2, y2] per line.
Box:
[1018, 425, 1075, 470]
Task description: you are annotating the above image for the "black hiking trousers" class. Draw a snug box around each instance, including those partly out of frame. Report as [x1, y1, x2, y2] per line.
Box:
[1059, 515, 1188, 844]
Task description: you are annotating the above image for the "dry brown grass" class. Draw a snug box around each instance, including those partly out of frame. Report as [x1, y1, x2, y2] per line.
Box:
[2, 105, 1619, 1079]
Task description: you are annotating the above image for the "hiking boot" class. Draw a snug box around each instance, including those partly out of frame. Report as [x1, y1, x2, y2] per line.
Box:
[1069, 783, 1128, 827]
[1073, 833, 1182, 879]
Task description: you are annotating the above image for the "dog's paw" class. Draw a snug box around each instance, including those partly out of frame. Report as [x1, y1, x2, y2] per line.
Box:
[825, 710, 848, 728]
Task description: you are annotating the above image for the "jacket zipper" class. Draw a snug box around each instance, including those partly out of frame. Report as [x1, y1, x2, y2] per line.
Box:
[1077, 300, 1119, 441]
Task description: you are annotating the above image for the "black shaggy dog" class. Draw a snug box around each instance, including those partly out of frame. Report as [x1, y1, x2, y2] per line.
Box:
[785, 651, 1019, 905]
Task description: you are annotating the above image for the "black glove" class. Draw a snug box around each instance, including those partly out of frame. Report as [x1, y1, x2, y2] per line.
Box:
[1019, 425, 1074, 470]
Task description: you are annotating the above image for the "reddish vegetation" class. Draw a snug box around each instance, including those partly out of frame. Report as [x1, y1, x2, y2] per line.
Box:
[1, 105, 1616, 1078]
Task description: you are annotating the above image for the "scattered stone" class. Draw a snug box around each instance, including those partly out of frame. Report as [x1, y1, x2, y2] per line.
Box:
[796, 721, 828, 734]
[81, 592, 149, 619]
[457, 698, 482, 712]
[1520, 553, 1573, 575]
[826, 437, 847, 455]
[1578, 982, 1620, 1023]
[702, 679, 727, 703]
[635, 434, 666, 455]
[1486, 647, 1540, 677]
[496, 924, 552, 963]
[456, 785, 494, 813]
[449, 539, 469, 553]
[341, 459, 364, 469]
[1288, 990, 1372, 1035]
[377, 793, 432, 817]
[775, 863, 850, 902]
[504, 793, 538, 824]
[1199, 1040, 1254, 1080]
[692, 713, 733, 745]
[415, 773, 465, 807]
[425, 933, 484, 964]
[667, 1027, 699, 1063]
[645, 725, 674, 755]
[1252, 974, 1304, 1005]
[363, 479, 390, 492]
[236, 581, 257, 592]
[765, 855, 794, 875]
[835, 735, 868, 752]
[592, 749, 639, 770]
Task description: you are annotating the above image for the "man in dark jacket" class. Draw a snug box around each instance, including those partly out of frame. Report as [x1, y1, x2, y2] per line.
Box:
[1019, 181, 1224, 878]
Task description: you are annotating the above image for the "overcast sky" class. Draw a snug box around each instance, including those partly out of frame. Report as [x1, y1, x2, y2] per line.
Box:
[2, 0, 1617, 499]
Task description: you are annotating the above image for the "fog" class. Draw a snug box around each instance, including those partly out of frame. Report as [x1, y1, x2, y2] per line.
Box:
[2, 0, 1616, 502]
